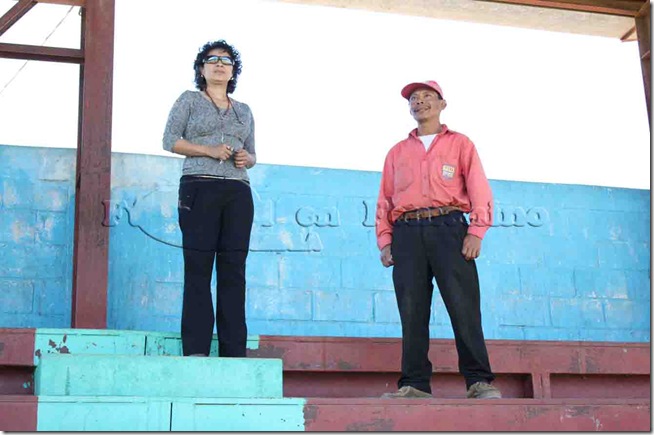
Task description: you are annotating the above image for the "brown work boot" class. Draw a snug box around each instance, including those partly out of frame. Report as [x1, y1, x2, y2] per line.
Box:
[466, 382, 502, 399]
[381, 386, 432, 399]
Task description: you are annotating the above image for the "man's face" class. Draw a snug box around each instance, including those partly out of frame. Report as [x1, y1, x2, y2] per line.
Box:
[408, 88, 446, 122]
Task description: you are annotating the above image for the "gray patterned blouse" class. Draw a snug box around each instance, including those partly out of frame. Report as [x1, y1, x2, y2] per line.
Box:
[162, 90, 256, 181]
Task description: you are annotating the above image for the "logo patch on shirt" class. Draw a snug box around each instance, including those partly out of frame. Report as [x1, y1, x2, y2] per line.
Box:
[442, 164, 456, 179]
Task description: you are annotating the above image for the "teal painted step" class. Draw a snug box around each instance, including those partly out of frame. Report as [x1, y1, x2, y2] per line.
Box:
[34, 328, 261, 364]
[170, 398, 305, 431]
[36, 396, 171, 431]
[35, 354, 283, 399]
[36, 396, 306, 431]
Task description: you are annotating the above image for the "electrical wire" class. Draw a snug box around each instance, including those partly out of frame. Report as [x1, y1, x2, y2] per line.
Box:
[0, 5, 76, 97]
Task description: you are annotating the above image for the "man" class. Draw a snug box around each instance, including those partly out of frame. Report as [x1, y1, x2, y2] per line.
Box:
[376, 80, 501, 399]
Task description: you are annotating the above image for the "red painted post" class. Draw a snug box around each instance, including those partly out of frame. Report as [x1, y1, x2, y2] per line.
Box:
[635, 1, 651, 127]
[71, 0, 115, 328]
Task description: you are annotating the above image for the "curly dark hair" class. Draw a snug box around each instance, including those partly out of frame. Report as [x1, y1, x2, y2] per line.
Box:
[193, 40, 242, 94]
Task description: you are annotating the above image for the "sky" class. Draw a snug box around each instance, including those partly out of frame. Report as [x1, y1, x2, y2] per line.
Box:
[0, 0, 650, 189]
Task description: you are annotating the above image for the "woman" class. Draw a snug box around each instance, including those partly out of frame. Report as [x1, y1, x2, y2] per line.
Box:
[162, 40, 256, 357]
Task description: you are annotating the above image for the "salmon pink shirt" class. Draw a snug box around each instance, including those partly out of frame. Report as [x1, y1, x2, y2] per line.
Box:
[376, 124, 493, 250]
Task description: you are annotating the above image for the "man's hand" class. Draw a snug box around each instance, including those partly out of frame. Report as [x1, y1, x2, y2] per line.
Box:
[380, 244, 394, 267]
[462, 234, 482, 261]
[234, 149, 254, 168]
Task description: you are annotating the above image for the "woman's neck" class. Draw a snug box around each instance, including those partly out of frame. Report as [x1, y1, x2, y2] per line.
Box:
[204, 84, 229, 102]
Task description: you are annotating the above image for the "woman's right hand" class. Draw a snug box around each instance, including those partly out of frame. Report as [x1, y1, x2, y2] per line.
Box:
[206, 144, 233, 162]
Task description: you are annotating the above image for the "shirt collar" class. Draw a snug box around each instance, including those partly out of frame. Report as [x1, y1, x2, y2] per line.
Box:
[409, 124, 449, 139]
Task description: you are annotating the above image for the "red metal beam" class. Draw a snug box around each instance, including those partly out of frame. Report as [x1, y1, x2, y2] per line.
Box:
[635, 1, 651, 127]
[0, 42, 82, 63]
[35, 0, 85, 6]
[476, 0, 646, 17]
[71, 0, 114, 328]
[0, 0, 36, 37]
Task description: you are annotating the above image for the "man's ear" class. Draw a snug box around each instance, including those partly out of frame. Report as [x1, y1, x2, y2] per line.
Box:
[440, 99, 447, 110]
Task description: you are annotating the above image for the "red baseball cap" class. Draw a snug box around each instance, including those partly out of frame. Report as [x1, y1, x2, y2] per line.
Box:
[401, 80, 444, 100]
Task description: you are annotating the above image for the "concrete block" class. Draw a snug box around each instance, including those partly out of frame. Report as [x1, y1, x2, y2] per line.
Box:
[247, 287, 312, 321]
[625, 270, 650, 301]
[35, 279, 69, 316]
[246, 252, 279, 288]
[314, 291, 373, 322]
[35, 354, 283, 399]
[543, 239, 599, 268]
[341, 256, 394, 290]
[497, 297, 550, 327]
[279, 255, 340, 289]
[597, 241, 649, 270]
[34, 182, 69, 212]
[37, 150, 75, 182]
[150, 282, 182, 317]
[1, 178, 34, 209]
[549, 298, 604, 328]
[478, 264, 521, 295]
[608, 188, 650, 212]
[0, 209, 35, 243]
[574, 269, 628, 299]
[603, 300, 649, 329]
[274, 194, 341, 227]
[519, 266, 575, 297]
[35, 212, 69, 245]
[523, 327, 581, 341]
[373, 291, 399, 324]
[0, 279, 34, 314]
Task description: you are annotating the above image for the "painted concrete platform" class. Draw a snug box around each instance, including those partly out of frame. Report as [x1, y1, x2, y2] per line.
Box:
[2, 328, 650, 400]
[35, 354, 283, 399]
[1, 395, 649, 431]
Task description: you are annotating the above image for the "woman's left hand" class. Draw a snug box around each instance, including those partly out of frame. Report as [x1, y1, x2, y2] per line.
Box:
[234, 149, 253, 168]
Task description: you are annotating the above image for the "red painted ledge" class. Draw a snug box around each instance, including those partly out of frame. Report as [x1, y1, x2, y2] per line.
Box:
[303, 398, 651, 431]
[0, 395, 38, 431]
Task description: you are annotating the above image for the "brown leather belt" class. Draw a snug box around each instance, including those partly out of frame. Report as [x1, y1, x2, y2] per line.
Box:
[399, 206, 461, 221]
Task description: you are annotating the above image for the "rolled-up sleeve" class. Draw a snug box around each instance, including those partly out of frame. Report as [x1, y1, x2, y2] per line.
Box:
[376, 151, 395, 250]
[461, 138, 493, 239]
[162, 91, 192, 152]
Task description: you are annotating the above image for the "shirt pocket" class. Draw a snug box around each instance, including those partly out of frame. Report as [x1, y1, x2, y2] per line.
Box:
[394, 162, 414, 192]
[434, 154, 459, 185]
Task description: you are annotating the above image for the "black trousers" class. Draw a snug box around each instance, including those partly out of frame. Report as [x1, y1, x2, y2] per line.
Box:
[391, 211, 495, 393]
[177, 176, 254, 357]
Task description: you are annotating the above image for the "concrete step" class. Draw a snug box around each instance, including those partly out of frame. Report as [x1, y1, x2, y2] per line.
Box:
[32, 328, 259, 363]
[34, 354, 282, 399]
[1, 395, 649, 431]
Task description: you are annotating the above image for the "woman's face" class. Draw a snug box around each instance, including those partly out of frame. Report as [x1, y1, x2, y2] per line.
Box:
[201, 48, 234, 86]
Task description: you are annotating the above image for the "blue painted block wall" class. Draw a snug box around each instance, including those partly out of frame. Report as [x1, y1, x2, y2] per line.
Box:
[0, 145, 650, 342]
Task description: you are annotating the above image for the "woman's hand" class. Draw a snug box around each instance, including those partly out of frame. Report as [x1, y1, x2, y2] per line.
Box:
[234, 149, 254, 168]
[206, 144, 233, 162]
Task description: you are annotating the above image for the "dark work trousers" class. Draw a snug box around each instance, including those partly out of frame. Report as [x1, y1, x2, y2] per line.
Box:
[391, 211, 495, 393]
[177, 175, 254, 357]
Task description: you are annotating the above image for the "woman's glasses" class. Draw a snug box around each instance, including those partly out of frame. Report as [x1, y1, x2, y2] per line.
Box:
[203, 55, 234, 66]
